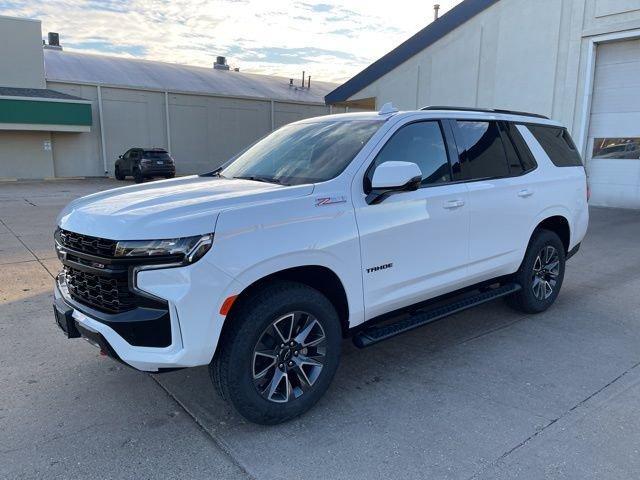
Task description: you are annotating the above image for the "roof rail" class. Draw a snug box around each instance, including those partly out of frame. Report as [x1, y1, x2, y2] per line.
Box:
[420, 106, 549, 120]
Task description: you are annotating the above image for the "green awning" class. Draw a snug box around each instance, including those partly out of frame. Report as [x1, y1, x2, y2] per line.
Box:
[0, 87, 92, 132]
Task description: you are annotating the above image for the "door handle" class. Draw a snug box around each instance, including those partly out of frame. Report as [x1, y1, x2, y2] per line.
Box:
[518, 189, 534, 198]
[443, 199, 465, 209]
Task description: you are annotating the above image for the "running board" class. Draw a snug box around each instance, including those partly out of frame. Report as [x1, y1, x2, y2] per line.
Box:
[352, 283, 522, 348]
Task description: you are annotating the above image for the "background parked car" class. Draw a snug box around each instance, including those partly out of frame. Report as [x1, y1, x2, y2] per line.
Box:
[115, 148, 176, 183]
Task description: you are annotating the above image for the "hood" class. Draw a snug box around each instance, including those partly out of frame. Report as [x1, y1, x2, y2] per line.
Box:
[57, 175, 314, 240]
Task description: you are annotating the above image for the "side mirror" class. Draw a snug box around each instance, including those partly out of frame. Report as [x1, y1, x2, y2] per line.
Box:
[118, 155, 123, 159]
[367, 161, 422, 204]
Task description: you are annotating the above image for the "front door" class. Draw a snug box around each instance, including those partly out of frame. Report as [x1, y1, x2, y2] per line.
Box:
[353, 120, 470, 320]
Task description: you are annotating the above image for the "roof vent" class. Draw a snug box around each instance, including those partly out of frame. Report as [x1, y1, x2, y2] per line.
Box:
[214, 56, 229, 70]
[44, 32, 62, 50]
[434, 4, 440, 20]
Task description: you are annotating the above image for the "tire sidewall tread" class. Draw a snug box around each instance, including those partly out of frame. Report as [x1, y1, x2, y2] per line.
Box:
[508, 229, 566, 314]
[210, 280, 341, 425]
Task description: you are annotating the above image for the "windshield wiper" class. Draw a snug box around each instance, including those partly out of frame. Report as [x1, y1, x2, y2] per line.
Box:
[200, 167, 226, 178]
[234, 175, 282, 185]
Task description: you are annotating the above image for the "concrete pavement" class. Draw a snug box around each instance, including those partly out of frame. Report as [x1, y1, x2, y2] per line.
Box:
[1, 179, 640, 479]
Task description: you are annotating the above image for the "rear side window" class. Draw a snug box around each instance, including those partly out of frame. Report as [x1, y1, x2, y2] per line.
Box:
[454, 121, 510, 180]
[527, 125, 583, 167]
[369, 121, 451, 187]
[500, 122, 537, 175]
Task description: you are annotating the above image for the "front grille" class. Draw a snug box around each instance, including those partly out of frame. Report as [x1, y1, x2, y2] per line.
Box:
[58, 229, 117, 257]
[64, 265, 135, 314]
[56, 228, 172, 347]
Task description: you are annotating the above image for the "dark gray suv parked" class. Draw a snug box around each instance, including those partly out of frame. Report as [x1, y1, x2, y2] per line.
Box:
[115, 148, 176, 183]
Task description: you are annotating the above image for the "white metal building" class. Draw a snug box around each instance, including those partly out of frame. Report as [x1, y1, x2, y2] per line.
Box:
[0, 15, 338, 179]
[326, 0, 640, 209]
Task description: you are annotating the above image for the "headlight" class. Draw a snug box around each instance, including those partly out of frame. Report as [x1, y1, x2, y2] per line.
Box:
[114, 233, 213, 263]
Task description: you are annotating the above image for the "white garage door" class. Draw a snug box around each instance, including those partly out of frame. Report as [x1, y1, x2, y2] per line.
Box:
[588, 39, 640, 208]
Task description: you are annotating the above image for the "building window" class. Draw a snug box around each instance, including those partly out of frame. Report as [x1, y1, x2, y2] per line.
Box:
[592, 138, 640, 160]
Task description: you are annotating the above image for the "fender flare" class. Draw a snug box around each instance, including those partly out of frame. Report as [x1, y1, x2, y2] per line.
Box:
[224, 249, 365, 327]
[517, 207, 572, 269]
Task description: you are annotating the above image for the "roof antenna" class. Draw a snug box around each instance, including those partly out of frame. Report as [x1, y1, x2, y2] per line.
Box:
[378, 102, 399, 116]
[434, 3, 440, 21]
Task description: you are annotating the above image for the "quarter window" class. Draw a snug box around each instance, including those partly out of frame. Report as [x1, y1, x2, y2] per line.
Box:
[369, 121, 451, 188]
[527, 125, 583, 167]
[454, 121, 510, 180]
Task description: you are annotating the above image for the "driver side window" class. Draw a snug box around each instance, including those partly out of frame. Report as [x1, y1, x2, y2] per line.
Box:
[368, 121, 451, 189]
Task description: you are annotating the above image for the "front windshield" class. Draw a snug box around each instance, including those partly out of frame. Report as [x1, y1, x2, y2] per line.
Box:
[221, 120, 383, 186]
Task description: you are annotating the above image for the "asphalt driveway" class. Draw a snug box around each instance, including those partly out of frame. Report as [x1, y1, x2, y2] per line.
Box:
[1, 178, 640, 480]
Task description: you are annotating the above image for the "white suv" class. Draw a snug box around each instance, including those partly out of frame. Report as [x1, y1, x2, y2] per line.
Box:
[53, 106, 589, 424]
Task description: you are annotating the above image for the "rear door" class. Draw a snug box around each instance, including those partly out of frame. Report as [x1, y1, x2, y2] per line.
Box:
[129, 149, 141, 173]
[449, 119, 540, 280]
[354, 119, 470, 319]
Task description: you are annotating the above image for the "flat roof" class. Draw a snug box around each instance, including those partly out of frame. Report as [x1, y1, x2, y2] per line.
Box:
[44, 50, 337, 104]
[325, 0, 499, 104]
[0, 86, 87, 101]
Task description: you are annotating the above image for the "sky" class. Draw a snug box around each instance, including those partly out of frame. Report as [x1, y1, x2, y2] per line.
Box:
[0, 0, 464, 83]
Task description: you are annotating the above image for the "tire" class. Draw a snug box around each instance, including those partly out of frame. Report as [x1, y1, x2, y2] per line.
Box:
[164, 174, 175, 179]
[114, 166, 125, 181]
[133, 168, 144, 183]
[210, 281, 342, 425]
[507, 229, 566, 314]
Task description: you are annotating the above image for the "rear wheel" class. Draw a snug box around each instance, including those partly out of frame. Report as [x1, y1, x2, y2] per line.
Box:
[164, 173, 175, 179]
[507, 229, 566, 313]
[133, 168, 144, 183]
[210, 281, 342, 425]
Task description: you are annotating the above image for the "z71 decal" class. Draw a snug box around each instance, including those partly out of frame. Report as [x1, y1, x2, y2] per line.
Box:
[315, 196, 347, 207]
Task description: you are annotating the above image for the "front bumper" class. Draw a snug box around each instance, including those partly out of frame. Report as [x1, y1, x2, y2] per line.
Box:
[54, 252, 241, 372]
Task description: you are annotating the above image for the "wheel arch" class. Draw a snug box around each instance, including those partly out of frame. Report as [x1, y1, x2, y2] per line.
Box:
[215, 265, 351, 357]
[533, 215, 571, 253]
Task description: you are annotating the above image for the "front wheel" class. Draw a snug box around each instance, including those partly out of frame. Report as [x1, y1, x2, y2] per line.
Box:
[507, 229, 566, 314]
[210, 281, 342, 425]
[114, 166, 125, 180]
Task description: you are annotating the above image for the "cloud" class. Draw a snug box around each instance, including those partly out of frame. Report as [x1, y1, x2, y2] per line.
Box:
[300, 2, 334, 13]
[236, 46, 360, 64]
[0, 0, 464, 83]
[329, 28, 354, 37]
[66, 40, 148, 57]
